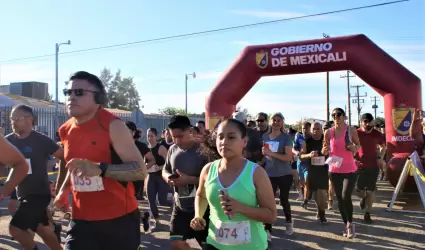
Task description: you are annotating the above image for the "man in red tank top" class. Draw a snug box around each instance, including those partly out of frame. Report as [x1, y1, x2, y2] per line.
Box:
[54, 71, 147, 250]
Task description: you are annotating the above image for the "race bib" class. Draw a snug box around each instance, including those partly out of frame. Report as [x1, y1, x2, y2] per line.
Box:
[214, 220, 251, 246]
[71, 174, 104, 192]
[311, 156, 325, 166]
[147, 164, 163, 173]
[325, 156, 343, 169]
[26, 159, 32, 174]
[266, 141, 279, 153]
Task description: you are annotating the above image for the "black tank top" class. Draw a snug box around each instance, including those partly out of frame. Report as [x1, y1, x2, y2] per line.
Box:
[305, 135, 327, 167]
[150, 143, 166, 166]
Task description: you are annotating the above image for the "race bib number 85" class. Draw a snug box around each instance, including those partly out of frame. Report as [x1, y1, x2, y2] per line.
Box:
[71, 174, 104, 192]
[214, 220, 251, 246]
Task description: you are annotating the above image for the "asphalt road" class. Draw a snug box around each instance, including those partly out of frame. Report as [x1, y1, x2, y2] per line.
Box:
[0, 180, 424, 250]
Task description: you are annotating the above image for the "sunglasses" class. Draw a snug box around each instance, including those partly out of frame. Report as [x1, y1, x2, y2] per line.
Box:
[63, 88, 98, 97]
[332, 112, 343, 118]
[256, 119, 265, 123]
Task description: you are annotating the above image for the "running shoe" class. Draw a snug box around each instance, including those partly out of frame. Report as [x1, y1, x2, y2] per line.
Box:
[141, 211, 150, 232]
[285, 220, 294, 235]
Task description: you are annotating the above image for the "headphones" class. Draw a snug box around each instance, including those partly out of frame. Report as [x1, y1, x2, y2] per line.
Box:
[93, 82, 107, 106]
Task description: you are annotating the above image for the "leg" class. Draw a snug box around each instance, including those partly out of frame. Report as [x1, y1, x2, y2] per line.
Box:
[169, 206, 192, 250]
[301, 168, 310, 208]
[157, 174, 172, 207]
[100, 210, 141, 250]
[330, 173, 348, 224]
[278, 175, 293, 222]
[264, 177, 278, 233]
[64, 220, 100, 250]
[147, 174, 160, 219]
[342, 173, 357, 224]
[328, 177, 334, 209]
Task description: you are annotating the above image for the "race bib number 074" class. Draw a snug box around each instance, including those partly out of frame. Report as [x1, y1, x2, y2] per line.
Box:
[71, 174, 105, 192]
[214, 220, 251, 246]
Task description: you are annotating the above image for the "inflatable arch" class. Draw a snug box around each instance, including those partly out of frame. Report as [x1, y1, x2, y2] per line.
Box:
[205, 34, 422, 189]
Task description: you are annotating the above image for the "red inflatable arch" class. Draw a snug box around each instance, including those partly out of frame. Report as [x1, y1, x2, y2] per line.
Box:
[205, 34, 422, 189]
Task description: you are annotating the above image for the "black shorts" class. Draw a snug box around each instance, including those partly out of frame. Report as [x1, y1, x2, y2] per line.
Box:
[356, 167, 380, 191]
[170, 205, 209, 245]
[10, 189, 17, 200]
[10, 195, 51, 232]
[65, 209, 141, 250]
[291, 161, 297, 170]
[308, 166, 329, 191]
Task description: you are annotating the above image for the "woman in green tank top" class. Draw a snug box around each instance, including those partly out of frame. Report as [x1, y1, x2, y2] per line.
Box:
[190, 119, 277, 250]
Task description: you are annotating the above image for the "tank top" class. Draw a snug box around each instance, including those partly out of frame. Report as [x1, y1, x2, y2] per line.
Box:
[305, 135, 327, 167]
[58, 108, 138, 221]
[205, 160, 267, 250]
[148, 143, 165, 174]
[329, 125, 357, 173]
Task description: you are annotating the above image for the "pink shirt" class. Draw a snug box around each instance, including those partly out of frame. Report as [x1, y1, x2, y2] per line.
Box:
[329, 125, 357, 173]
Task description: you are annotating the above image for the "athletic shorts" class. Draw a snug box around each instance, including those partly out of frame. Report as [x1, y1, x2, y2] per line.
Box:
[65, 209, 140, 250]
[10, 189, 17, 200]
[169, 205, 209, 246]
[297, 162, 309, 181]
[10, 195, 51, 232]
[308, 166, 329, 191]
[356, 167, 380, 191]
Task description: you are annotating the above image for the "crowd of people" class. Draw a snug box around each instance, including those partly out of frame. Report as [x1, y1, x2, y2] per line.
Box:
[0, 70, 392, 250]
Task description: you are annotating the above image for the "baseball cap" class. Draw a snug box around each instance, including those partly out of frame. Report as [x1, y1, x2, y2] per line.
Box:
[232, 112, 247, 122]
[361, 113, 374, 122]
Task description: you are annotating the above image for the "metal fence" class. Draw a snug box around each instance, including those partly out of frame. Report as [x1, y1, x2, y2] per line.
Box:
[0, 106, 204, 142]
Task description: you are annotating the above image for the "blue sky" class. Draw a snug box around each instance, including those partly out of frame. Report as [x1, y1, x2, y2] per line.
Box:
[0, 0, 424, 124]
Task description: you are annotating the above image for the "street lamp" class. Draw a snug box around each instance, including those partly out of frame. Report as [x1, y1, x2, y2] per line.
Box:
[185, 72, 196, 115]
[55, 40, 71, 130]
[323, 33, 330, 121]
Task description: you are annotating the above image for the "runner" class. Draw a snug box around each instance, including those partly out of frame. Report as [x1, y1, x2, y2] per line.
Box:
[300, 122, 328, 223]
[355, 113, 385, 223]
[6, 104, 64, 250]
[160, 128, 174, 150]
[161, 115, 209, 250]
[322, 108, 360, 238]
[255, 112, 269, 137]
[294, 122, 312, 204]
[144, 127, 172, 231]
[323, 121, 335, 210]
[233, 112, 263, 163]
[54, 71, 147, 250]
[196, 120, 206, 135]
[191, 118, 276, 250]
[262, 112, 294, 240]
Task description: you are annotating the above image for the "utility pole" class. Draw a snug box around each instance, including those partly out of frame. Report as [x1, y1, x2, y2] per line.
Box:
[351, 84, 367, 126]
[371, 96, 380, 119]
[340, 70, 356, 127]
[185, 72, 196, 115]
[323, 33, 330, 121]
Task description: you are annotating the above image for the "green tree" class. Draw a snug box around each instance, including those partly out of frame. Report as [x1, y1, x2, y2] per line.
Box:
[235, 106, 253, 120]
[99, 68, 141, 111]
[375, 116, 385, 128]
[159, 107, 186, 116]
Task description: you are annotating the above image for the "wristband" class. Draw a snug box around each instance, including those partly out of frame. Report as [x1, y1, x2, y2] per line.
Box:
[99, 162, 108, 177]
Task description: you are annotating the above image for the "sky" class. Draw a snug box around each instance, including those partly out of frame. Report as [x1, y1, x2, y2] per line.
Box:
[0, 0, 424, 124]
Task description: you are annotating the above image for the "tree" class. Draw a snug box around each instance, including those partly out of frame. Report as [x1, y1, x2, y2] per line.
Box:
[159, 107, 186, 116]
[375, 116, 385, 128]
[235, 106, 253, 120]
[99, 68, 140, 111]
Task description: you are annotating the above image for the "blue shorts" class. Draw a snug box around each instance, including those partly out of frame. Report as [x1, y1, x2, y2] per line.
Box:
[297, 161, 309, 181]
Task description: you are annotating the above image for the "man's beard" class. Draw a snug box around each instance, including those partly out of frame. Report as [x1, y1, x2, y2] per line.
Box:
[365, 125, 373, 131]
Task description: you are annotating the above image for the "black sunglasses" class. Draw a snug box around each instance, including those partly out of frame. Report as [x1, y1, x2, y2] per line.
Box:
[256, 119, 265, 123]
[332, 112, 343, 118]
[63, 88, 98, 97]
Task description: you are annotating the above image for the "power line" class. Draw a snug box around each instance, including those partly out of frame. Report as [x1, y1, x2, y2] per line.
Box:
[0, 0, 410, 64]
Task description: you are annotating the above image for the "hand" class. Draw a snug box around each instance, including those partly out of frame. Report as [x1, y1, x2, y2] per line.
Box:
[346, 144, 357, 153]
[219, 193, 242, 217]
[53, 188, 70, 212]
[310, 151, 318, 158]
[169, 169, 192, 187]
[190, 217, 206, 231]
[355, 160, 360, 167]
[262, 147, 272, 156]
[413, 108, 420, 121]
[66, 158, 101, 177]
[322, 146, 329, 156]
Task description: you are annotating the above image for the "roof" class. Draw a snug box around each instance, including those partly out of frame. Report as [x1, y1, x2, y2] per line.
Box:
[0, 93, 63, 109]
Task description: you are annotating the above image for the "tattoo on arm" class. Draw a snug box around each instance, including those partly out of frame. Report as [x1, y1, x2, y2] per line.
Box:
[104, 161, 145, 182]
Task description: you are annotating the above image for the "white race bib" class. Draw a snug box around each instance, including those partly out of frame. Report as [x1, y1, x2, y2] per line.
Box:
[325, 156, 343, 169]
[26, 159, 32, 174]
[214, 220, 251, 245]
[147, 164, 163, 173]
[71, 174, 104, 192]
[311, 156, 326, 166]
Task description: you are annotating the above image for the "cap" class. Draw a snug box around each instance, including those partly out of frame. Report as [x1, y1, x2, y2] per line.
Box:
[232, 112, 247, 122]
[361, 113, 374, 122]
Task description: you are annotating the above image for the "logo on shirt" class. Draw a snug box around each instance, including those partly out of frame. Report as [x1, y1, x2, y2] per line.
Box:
[256, 51, 268, 69]
[392, 108, 414, 136]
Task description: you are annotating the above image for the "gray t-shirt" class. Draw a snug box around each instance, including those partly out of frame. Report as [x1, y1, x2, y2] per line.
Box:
[6, 131, 59, 198]
[263, 133, 293, 177]
[164, 142, 208, 212]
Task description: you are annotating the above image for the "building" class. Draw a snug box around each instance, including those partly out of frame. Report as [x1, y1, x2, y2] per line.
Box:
[9, 81, 48, 100]
[0, 85, 9, 94]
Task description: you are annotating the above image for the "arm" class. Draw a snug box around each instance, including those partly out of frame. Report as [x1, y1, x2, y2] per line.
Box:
[0, 135, 29, 196]
[232, 166, 277, 224]
[104, 119, 147, 181]
[350, 127, 361, 152]
[299, 142, 310, 160]
[162, 148, 173, 183]
[194, 163, 211, 218]
[159, 145, 168, 161]
[322, 129, 330, 156]
[409, 109, 424, 144]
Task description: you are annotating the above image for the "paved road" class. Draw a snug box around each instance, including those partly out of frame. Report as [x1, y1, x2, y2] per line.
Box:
[0, 180, 424, 249]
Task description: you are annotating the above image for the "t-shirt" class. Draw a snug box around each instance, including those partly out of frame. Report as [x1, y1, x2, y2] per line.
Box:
[164, 142, 208, 212]
[357, 128, 385, 168]
[6, 130, 59, 198]
[160, 139, 174, 150]
[263, 133, 293, 177]
[245, 128, 263, 162]
[294, 133, 310, 168]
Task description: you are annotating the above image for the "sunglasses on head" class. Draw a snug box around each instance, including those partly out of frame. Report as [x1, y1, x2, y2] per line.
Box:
[63, 88, 98, 97]
[332, 112, 343, 118]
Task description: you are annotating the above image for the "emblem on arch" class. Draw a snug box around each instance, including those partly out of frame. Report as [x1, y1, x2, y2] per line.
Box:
[255, 51, 268, 69]
[392, 107, 414, 136]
